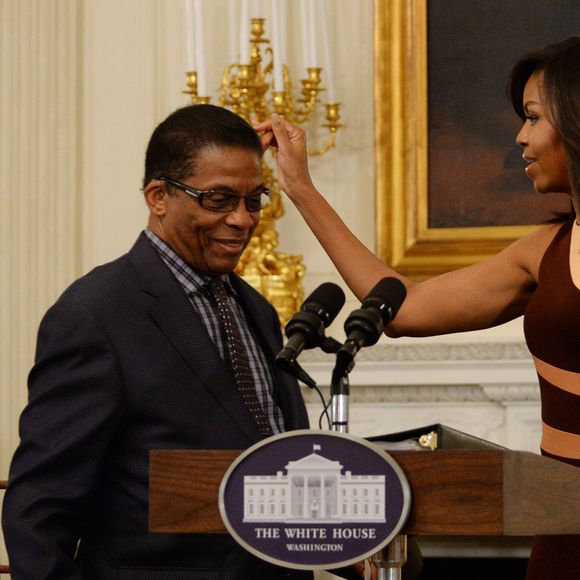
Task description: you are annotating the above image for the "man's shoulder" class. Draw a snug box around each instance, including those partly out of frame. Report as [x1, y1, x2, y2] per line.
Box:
[63, 252, 133, 300]
[55, 235, 160, 308]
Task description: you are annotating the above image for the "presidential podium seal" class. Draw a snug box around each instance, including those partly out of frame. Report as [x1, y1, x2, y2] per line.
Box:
[219, 430, 411, 570]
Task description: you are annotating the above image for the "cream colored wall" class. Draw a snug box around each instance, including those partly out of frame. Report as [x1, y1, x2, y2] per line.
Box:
[81, 0, 376, 289]
[0, 0, 83, 563]
[0, 0, 374, 561]
[0, 0, 525, 567]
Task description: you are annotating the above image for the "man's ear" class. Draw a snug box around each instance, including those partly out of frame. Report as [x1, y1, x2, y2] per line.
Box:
[143, 180, 166, 216]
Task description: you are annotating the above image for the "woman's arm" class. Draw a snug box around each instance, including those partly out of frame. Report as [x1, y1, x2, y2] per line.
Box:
[255, 115, 558, 337]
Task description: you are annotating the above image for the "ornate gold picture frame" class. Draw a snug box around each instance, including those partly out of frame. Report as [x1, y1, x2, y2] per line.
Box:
[373, 0, 540, 280]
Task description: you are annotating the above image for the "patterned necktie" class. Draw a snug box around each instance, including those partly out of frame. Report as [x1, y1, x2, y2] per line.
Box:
[208, 278, 273, 437]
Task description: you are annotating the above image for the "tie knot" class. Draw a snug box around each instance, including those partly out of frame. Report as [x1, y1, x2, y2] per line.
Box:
[208, 278, 228, 302]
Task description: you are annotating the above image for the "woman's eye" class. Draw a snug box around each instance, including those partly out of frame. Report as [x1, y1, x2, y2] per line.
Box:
[526, 115, 539, 126]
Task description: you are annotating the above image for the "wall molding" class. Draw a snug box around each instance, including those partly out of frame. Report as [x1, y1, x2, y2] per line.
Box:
[300, 340, 538, 388]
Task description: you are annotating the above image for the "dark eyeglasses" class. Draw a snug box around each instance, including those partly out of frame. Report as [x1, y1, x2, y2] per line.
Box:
[157, 176, 271, 213]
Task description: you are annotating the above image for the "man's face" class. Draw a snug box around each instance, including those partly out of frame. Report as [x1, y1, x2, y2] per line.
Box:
[150, 145, 263, 275]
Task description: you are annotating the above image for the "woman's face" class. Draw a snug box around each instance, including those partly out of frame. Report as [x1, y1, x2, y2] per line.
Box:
[516, 71, 571, 195]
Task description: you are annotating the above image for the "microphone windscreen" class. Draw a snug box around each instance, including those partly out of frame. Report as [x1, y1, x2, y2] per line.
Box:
[364, 277, 407, 323]
[302, 282, 346, 327]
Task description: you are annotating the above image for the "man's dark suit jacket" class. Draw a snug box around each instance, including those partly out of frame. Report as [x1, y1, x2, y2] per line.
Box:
[2, 233, 313, 580]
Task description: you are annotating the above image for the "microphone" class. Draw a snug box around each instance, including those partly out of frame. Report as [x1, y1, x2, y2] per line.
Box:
[333, 278, 407, 379]
[276, 282, 346, 373]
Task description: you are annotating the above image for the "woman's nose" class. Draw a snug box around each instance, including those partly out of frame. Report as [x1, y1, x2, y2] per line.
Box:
[515, 122, 528, 147]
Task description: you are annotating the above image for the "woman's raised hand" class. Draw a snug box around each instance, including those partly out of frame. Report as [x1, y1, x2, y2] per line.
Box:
[253, 114, 315, 199]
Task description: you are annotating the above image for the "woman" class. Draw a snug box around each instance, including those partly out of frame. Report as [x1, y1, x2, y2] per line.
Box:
[255, 37, 580, 579]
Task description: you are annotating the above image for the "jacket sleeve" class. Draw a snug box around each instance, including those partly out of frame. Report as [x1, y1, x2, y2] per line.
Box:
[1, 295, 125, 580]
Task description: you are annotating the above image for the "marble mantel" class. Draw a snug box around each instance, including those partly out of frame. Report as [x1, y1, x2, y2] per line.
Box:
[299, 340, 542, 455]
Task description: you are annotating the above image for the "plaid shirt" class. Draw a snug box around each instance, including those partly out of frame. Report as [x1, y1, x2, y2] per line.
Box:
[145, 229, 283, 434]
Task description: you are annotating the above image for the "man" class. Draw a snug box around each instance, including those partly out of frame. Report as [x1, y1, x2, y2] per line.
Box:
[1, 105, 316, 579]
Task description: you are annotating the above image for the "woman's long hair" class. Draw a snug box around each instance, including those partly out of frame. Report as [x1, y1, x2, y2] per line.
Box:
[508, 37, 580, 220]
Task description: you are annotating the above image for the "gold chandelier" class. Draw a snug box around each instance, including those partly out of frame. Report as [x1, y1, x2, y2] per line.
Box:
[184, 11, 342, 325]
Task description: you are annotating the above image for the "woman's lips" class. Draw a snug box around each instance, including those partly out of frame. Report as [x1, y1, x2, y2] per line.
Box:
[523, 155, 537, 175]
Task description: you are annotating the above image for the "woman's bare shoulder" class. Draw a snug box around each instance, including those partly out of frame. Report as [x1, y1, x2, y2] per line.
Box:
[508, 222, 565, 282]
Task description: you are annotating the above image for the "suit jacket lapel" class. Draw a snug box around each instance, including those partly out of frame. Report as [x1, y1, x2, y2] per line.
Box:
[129, 234, 263, 444]
[230, 274, 280, 361]
[230, 274, 309, 431]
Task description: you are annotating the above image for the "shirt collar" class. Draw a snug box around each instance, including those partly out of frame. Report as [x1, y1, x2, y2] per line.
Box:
[144, 228, 234, 294]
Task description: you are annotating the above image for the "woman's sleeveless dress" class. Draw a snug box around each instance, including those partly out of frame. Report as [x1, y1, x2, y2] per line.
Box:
[524, 219, 580, 579]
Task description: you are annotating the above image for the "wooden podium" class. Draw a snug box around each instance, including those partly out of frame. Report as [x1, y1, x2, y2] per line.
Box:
[149, 427, 580, 537]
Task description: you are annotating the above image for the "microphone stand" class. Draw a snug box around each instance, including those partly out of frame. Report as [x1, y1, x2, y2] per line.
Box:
[330, 351, 407, 580]
[280, 328, 407, 579]
[330, 373, 349, 434]
[318, 337, 348, 434]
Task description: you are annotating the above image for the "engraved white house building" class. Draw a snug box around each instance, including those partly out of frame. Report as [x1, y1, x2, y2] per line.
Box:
[243, 445, 386, 523]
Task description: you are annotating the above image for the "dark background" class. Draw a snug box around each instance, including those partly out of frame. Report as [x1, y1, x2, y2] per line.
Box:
[427, 0, 579, 228]
[418, 556, 527, 579]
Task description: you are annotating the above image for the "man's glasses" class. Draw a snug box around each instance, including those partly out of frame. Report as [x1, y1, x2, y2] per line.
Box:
[158, 176, 271, 213]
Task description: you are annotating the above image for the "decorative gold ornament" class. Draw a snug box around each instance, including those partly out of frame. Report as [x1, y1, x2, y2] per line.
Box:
[183, 71, 211, 104]
[184, 17, 342, 325]
[418, 431, 438, 451]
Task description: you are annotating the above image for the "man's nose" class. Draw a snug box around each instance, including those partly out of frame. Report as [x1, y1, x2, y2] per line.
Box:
[225, 199, 257, 229]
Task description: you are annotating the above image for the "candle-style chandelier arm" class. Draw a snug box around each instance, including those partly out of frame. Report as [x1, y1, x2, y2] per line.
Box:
[307, 102, 344, 157]
[184, 71, 211, 105]
[184, 17, 343, 147]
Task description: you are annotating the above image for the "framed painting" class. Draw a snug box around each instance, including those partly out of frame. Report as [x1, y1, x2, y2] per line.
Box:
[374, 0, 577, 279]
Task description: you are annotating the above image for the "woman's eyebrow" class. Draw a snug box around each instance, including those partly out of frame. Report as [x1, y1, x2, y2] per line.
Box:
[523, 100, 540, 114]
